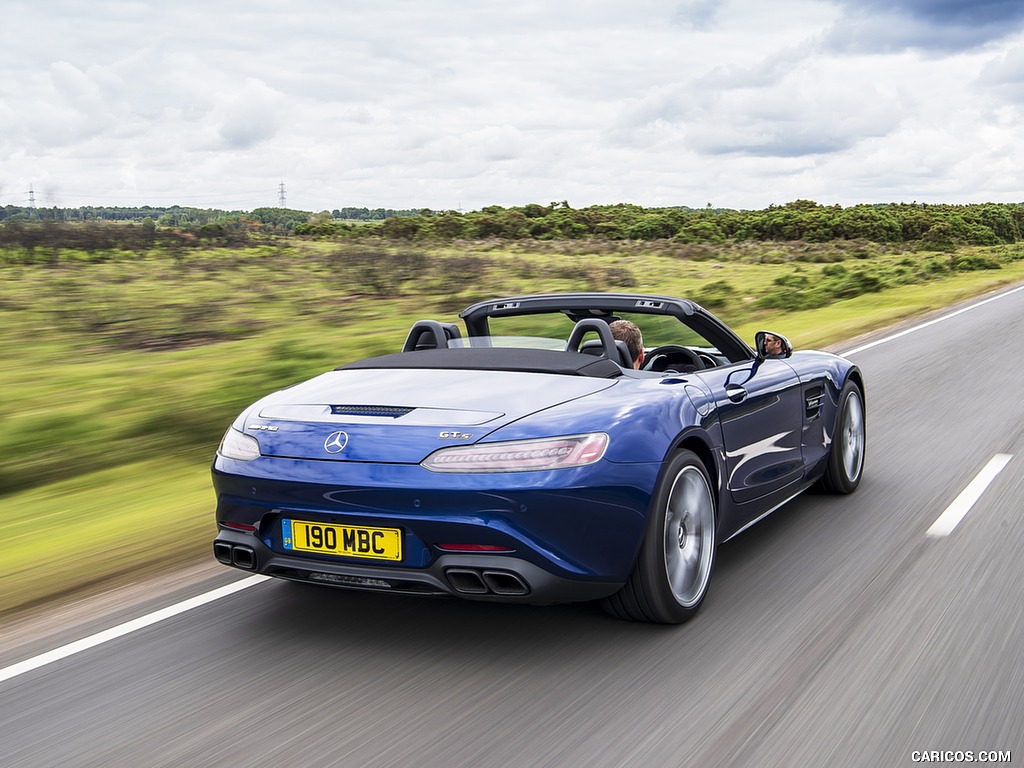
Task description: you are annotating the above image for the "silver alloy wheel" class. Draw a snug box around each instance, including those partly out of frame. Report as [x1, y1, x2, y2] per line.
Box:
[663, 465, 715, 608]
[841, 391, 865, 483]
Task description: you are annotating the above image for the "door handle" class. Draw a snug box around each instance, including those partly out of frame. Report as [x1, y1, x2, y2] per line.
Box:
[726, 384, 747, 403]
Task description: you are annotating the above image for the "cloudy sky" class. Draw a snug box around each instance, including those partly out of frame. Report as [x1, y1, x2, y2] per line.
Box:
[3, 0, 1024, 212]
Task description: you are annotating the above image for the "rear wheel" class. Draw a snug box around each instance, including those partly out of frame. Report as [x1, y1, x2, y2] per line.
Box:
[602, 450, 716, 624]
[818, 380, 865, 494]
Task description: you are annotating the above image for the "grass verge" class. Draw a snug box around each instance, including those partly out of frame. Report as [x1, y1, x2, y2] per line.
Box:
[3, 247, 1024, 619]
[0, 456, 215, 617]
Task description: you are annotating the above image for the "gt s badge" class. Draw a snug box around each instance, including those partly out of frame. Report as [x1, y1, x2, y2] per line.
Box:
[438, 431, 473, 440]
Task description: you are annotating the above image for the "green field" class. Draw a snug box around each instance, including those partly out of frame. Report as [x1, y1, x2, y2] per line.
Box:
[4, 237, 1024, 617]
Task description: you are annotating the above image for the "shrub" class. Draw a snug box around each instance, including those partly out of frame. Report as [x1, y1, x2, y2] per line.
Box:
[773, 272, 812, 288]
[920, 222, 957, 252]
[756, 272, 823, 310]
[821, 264, 848, 279]
[695, 280, 735, 309]
[673, 219, 726, 244]
[818, 264, 886, 299]
[951, 254, 1002, 271]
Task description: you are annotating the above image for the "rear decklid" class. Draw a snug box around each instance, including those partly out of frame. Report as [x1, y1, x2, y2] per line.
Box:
[245, 368, 616, 463]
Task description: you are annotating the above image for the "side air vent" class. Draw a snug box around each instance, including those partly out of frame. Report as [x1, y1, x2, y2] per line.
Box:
[330, 405, 415, 418]
[805, 387, 824, 420]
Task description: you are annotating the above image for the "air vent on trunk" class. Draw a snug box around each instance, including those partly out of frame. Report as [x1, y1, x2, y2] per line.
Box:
[330, 405, 414, 418]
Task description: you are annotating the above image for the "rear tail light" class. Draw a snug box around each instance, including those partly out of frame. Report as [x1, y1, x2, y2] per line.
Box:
[218, 428, 261, 461]
[421, 433, 608, 473]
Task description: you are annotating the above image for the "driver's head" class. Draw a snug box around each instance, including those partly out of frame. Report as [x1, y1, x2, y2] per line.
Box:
[764, 334, 783, 356]
[609, 320, 644, 369]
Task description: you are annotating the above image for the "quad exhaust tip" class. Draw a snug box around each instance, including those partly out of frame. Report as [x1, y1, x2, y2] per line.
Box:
[482, 570, 530, 596]
[445, 568, 488, 594]
[214, 542, 257, 570]
[445, 568, 529, 596]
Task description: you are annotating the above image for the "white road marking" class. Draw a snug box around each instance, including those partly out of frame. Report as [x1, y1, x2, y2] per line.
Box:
[926, 454, 1013, 538]
[0, 575, 269, 684]
[840, 283, 1024, 357]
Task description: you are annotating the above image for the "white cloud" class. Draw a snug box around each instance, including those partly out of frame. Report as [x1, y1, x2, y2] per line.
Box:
[212, 78, 286, 149]
[977, 44, 1024, 102]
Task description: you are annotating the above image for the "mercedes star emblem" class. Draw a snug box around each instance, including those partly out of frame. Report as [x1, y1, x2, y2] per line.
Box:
[324, 430, 349, 454]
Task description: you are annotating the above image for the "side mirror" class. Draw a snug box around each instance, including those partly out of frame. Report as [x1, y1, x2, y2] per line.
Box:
[755, 330, 793, 359]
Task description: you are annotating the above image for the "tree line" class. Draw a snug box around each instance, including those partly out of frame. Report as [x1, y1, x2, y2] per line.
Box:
[0, 204, 419, 228]
[2, 200, 1024, 251]
[362, 200, 1024, 248]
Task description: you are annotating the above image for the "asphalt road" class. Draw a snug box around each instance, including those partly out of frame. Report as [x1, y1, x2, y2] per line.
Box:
[2, 285, 1023, 768]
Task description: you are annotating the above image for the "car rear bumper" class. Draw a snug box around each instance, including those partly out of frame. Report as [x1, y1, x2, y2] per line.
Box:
[213, 528, 622, 605]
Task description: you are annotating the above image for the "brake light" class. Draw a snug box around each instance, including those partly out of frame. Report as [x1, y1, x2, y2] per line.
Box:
[221, 521, 258, 532]
[436, 543, 515, 552]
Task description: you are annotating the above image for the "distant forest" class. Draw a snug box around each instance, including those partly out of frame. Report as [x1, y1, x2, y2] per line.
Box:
[0, 204, 418, 226]
[3, 200, 1024, 251]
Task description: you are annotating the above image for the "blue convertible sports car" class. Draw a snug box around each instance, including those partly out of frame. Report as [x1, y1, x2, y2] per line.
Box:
[212, 292, 865, 623]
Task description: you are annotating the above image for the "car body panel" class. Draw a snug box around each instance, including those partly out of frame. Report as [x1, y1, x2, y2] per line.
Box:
[694, 358, 806, 504]
[242, 368, 617, 463]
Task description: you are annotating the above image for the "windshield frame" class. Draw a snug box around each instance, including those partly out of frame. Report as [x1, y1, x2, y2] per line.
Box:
[459, 292, 754, 363]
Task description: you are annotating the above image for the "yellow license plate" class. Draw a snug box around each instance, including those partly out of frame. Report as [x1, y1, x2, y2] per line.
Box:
[282, 519, 402, 561]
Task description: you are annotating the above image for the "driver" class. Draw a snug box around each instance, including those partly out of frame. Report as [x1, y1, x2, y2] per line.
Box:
[609, 320, 644, 370]
[764, 333, 784, 357]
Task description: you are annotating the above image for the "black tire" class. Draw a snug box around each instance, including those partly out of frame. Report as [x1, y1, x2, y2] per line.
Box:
[602, 449, 716, 624]
[818, 380, 865, 494]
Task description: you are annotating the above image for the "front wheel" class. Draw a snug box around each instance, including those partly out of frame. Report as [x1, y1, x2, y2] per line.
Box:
[818, 380, 865, 494]
[602, 450, 716, 624]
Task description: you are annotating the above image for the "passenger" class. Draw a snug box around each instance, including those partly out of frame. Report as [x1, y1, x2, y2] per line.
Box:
[609, 319, 644, 370]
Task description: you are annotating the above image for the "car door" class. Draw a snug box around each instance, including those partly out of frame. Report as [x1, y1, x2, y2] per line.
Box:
[696, 357, 805, 504]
